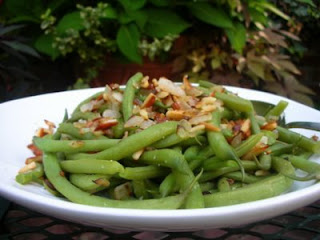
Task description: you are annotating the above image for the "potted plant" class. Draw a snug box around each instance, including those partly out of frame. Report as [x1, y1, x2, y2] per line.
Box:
[0, 0, 318, 106]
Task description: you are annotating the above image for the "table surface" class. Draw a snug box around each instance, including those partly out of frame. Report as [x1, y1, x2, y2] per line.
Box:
[1, 200, 320, 240]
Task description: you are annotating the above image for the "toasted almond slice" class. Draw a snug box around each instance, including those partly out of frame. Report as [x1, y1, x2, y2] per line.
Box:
[95, 119, 118, 131]
[140, 76, 150, 88]
[93, 178, 110, 187]
[166, 110, 185, 120]
[44, 119, 56, 129]
[18, 161, 37, 173]
[132, 149, 145, 160]
[201, 122, 221, 132]
[261, 121, 278, 131]
[139, 109, 149, 120]
[27, 143, 42, 156]
[141, 93, 156, 108]
[157, 91, 169, 99]
[183, 75, 192, 90]
[25, 156, 43, 164]
[240, 119, 251, 133]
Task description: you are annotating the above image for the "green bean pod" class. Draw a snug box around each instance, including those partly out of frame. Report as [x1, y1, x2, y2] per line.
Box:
[68, 121, 178, 160]
[69, 174, 110, 193]
[58, 123, 108, 140]
[119, 166, 168, 180]
[60, 160, 124, 175]
[34, 137, 120, 153]
[43, 153, 198, 209]
[122, 72, 143, 122]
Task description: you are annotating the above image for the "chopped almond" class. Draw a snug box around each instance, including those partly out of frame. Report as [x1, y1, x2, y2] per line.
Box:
[132, 149, 144, 160]
[156, 91, 169, 99]
[141, 93, 156, 108]
[166, 110, 185, 121]
[25, 156, 43, 164]
[201, 122, 221, 132]
[95, 119, 118, 131]
[27, 143, 42, 156]
[93, 178, 110, 187]
[140, 76, 150, 88]
[240, 119, 251, 134]
[18, 162, 37, 173]
[139, 109, 149, 120]
[261, 121, 278, 131]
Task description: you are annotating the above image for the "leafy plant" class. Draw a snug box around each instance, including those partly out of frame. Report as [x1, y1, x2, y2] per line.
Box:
[0, 24, 40, 102]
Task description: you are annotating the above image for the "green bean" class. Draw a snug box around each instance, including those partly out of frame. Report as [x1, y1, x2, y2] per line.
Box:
[132, 180, 150, 199]
[122, 72, 143, 122]
[196, 86, 212, 95]
[68, 111, 100, 122]
[217, 177, 231, 192]
[258, 154, 272, 170]
[224, 172, 266, 184]
[69, 174, 110, 193]
[179, 135, 207, 147]
[58, 123, 108, 140]
[287, 155, 320, 174]
[215, 92, 254, 113]
[172, 146, 182, 154]
[16, 163, 44, 185]
[268, 141, 293, 156]
[265, 100, 288, 120]
[247, 111, 261, 134]
[271, 157, 296, 183]
[60, 160, 124, 175]
[159, 174, 176, 197]
[184, 146, 200, 162]
[235, 133, 264, 158]
[277, 126, 320, 154]
[33, 137, 120, 153]
[68, 121, 178, 160]
[112, 118, 125, 138]
[152, 133, 189, 149]
[200, 161, 258, 182]
[207, 111, 245, 177]
[199, 80, 216, 88]
[204, 159, 238, 171]
[43, 153, 197, 209]
[119, 166, 168, 180]
[199, 182, 215, 193]
[204, 173, 292, 207]
[43, 179, 60, 196]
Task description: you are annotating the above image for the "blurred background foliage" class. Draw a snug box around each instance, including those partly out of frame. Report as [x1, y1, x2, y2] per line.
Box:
[0, 0, 319, 107]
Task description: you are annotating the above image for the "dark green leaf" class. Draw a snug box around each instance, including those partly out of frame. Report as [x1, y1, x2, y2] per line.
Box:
[48, 0, 71, 13]
[149, 0, 170, 7]
[128, 10, 148, 29]
[144, 9, 190, 38]
[225, 22, 246, 54]
[296, 0, 316, 7]
[248, 7, 268, 25]
[119, 0, 146, 11]
[56, 11, 84, 35]
[188, 3, 233, 29]
[5, 0, 43, 22]
[34, 34, 60, 60]
[103, 6, 118, 19]
[116, 24, 142, 63]
[7, 15, 41, 24]
[0, 24, 25, 36]
[2, 40, 40, 58]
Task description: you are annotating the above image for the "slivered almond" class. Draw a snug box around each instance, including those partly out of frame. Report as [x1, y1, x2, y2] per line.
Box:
[95, 119, 118, 131]
[166, 110, 185, 120]
[124, 116, 144, 128]
[189, 113, 212, 125]
[201, 122, 221, 132]
[44, 120, 56, 129]
[240, 119, 251, 133]
[18, 162, 37, 173]
[60, 171, 65, 177]
[183, 75, 192, 90]
[141, 93, 156, 108]
[152, 78, 159, 87]
[93, 178, 110, 187]
[157, 91, 169, 99]
[261, 121, 278, 131]
[27, 143, 42, 156]
[139, 109, 149, 120]
[25, 156, 42, 164]
[158, 77, 186, 96]
[132, 149, 144, 160]
[140, 76, 150, 88]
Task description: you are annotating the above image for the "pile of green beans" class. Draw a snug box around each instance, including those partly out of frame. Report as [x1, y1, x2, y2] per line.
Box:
[16, 73, 320, 209]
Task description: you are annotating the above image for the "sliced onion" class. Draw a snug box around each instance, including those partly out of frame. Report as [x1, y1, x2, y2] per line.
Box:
[140, 120, 156, 129]
[124, 116, 144, 128]
[189, 113, 212, 125]
[102, 109, 121, 119]
[158, 77, 186, 97]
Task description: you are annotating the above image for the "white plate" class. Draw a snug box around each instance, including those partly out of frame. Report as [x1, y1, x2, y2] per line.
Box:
[0, 87, 320, 232]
